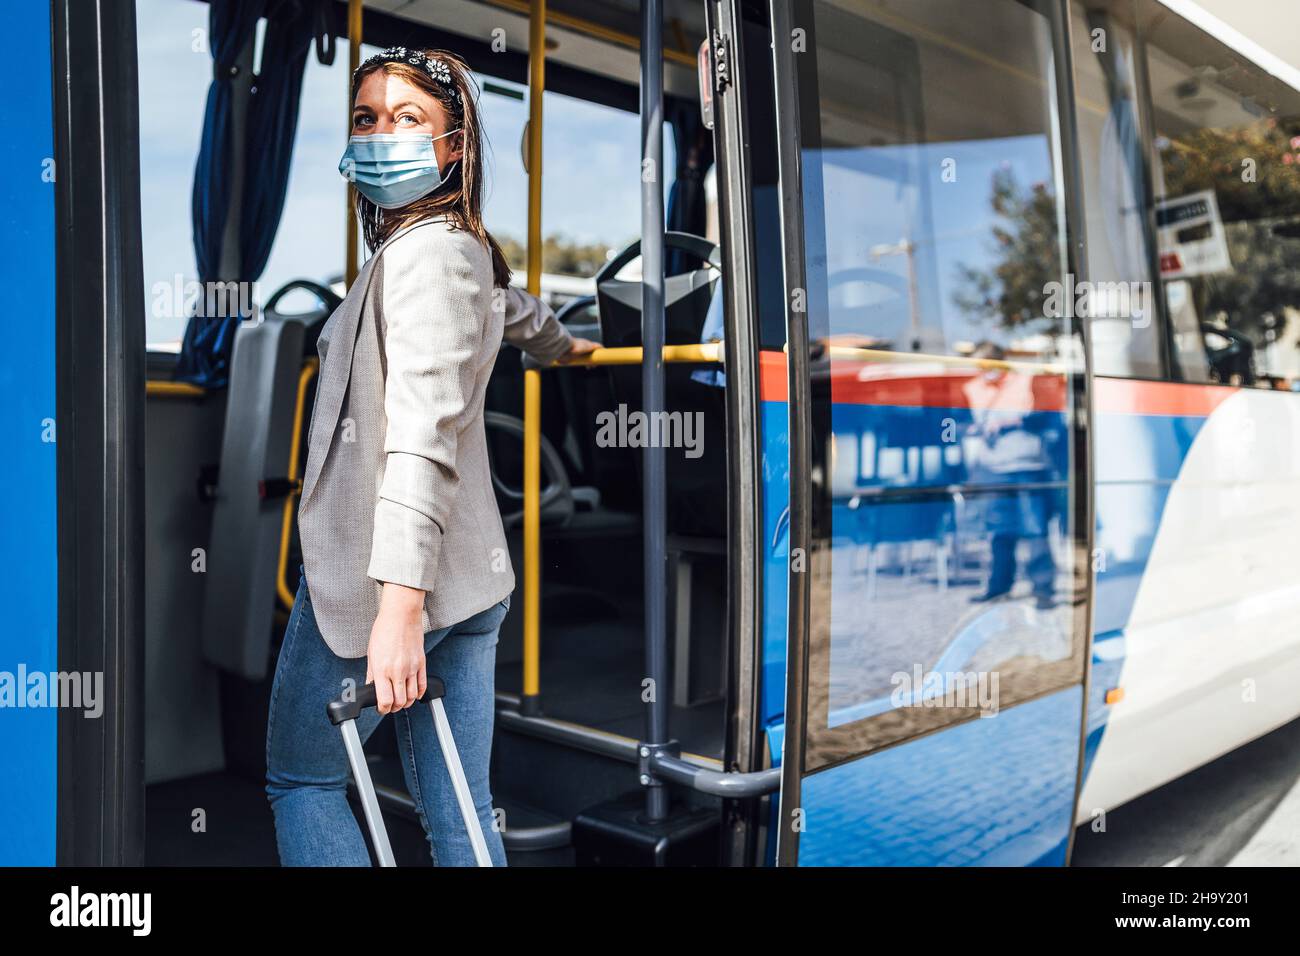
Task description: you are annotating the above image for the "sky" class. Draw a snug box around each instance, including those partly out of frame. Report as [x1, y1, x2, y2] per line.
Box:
[137, 0, 661, 343]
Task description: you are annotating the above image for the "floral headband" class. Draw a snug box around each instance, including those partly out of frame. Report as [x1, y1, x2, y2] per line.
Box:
[359, 47, 463, 110]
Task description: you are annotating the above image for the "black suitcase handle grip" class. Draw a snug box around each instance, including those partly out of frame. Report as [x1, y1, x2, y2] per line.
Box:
[326, 677, 447, 726]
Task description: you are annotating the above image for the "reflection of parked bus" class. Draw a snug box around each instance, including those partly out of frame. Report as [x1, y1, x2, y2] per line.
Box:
[5, 0, 1300, 866]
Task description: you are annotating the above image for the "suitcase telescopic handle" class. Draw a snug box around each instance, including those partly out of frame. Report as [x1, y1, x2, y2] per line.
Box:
[326, 677, 447, 725]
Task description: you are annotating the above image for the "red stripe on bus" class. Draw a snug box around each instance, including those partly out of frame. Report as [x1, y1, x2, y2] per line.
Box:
[759, 351, 1239, 418]
[759, 350, 787, 402]
[830, 368, 1066, 411]
[759, 350, 1064, 411]
[1093, 377, 1236, 416]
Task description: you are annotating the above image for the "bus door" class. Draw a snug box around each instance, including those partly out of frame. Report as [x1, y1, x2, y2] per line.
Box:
[764, 0, 1093, 866]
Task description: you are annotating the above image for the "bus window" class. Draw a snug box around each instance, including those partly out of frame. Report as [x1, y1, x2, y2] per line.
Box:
[1143, 2, 1300, 388]
[257, 47, 359, 308]
[468, 81, 676, 293]
[137, 0, 209, 350]
[787, 0, 1085, 767]
[796, 0, 1074, 365]
[136, 0, 366, 348]
[1071, 0, 1164, 379]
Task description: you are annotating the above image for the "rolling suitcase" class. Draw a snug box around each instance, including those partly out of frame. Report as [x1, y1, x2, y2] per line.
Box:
[326, 679, 494, 867]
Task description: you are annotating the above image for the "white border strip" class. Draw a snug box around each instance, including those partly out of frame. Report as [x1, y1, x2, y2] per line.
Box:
[1154, 0, 1300, 95]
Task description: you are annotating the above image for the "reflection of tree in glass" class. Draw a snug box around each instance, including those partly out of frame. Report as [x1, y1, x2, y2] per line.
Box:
[1161, 119, 1300, 222]
[953, 167, 1060, 334]
[1160, 120, 1300, 339]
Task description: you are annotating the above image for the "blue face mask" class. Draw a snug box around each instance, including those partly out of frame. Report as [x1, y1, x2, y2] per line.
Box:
[338, 129, 461, 210]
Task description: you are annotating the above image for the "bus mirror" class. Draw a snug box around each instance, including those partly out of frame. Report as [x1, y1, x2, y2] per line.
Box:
[697, 38, 715, 131]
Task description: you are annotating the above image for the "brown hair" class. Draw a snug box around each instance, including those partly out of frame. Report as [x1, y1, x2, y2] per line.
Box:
[350, 50, 511, 288]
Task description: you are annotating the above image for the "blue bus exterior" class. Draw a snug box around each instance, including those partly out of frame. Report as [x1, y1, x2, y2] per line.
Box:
[0, 0, 59, 867]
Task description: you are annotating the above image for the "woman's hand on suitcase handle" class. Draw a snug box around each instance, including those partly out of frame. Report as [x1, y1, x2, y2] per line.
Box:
[365, 582, 428, 714]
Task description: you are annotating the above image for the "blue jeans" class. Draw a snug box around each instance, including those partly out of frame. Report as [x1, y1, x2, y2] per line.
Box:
[265, 574, 509, 866]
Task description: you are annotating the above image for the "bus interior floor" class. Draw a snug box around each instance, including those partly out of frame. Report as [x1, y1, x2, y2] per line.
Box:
[145, 771, 279, 866]
[145, 768, 569, 866]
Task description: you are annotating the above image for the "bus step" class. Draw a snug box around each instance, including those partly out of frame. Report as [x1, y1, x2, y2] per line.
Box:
[572, 791, 721, 866]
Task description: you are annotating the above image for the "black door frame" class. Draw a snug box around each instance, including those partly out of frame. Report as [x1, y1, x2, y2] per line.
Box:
[766, 0, 813, 869]
[53, 0, 147, 866]
[706, 0, 771, 867]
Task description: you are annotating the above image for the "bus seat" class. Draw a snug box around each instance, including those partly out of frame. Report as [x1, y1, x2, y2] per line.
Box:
[593, 234, 728, 703]
[546, 297, 634, 504]
[486, 297, 640, 516]
[596, 232, 719, 345]
[594, 233, 727, 540]
[486, 342, 582, 486]
[485, 410, 576, 529]
[484, 407, 641, 538]
[262, 278, 342, 354]
[200, 309, 313, 680]
[144, 370, 227, 785]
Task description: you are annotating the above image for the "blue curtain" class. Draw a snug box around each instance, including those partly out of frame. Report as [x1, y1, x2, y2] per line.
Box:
[176, 0, 321, 387]
[239, 0, 318, 277]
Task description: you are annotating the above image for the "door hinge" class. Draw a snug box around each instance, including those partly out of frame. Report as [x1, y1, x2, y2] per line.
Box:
[712, 29, 732, 92]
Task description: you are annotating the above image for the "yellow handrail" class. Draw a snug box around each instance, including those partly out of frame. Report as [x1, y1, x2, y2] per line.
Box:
[520, 342, 723, 710]
[544, 342, 724, 368]
[276, 359, 320, 611]
[146, 380, 206, 398]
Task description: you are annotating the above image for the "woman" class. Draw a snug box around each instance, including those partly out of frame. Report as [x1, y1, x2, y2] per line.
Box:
[265, 47, 597, 866]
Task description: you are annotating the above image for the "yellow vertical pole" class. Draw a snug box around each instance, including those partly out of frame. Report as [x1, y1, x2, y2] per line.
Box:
[521, 0, 545, 716]
[522, 369, 541, 713]
[345, 0, 362, 288]
[526, 1, 545, 295]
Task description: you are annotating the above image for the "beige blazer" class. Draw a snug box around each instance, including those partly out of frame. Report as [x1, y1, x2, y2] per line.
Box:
[298, 216, 574, 658]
